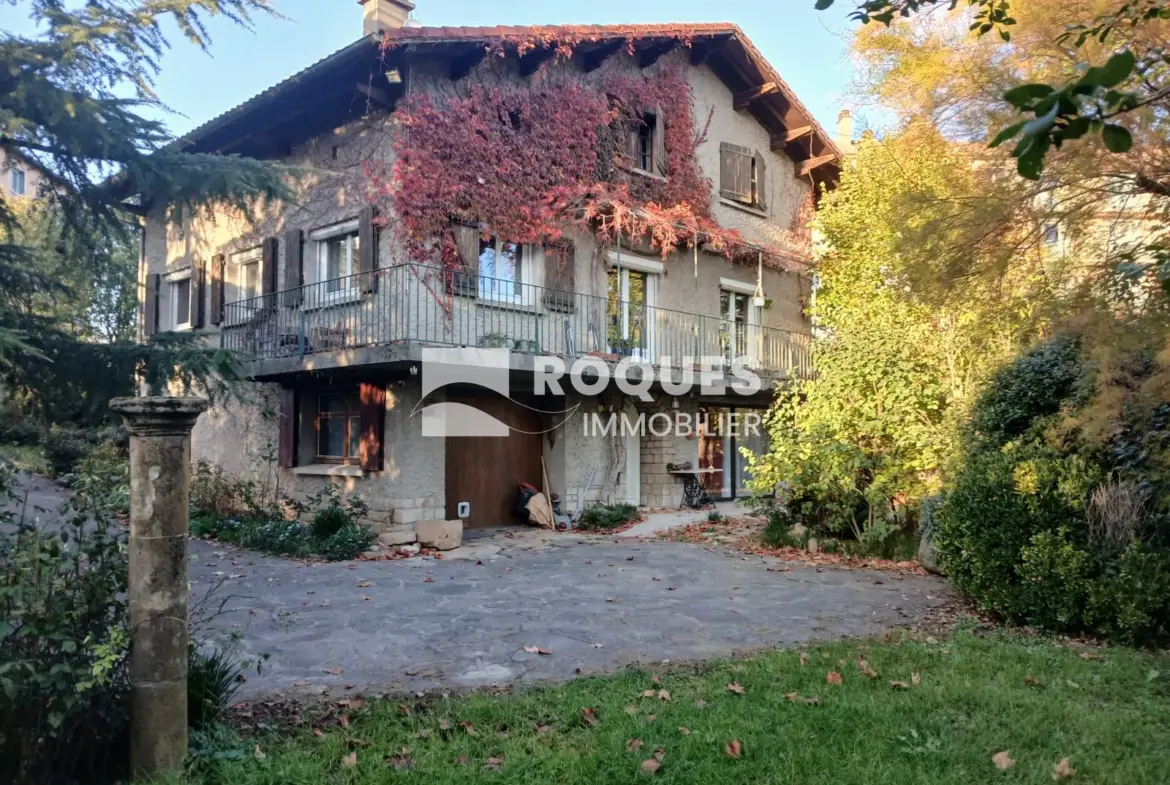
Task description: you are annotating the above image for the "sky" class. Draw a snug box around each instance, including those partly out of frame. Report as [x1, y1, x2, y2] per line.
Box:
[133, 0, 863, 139]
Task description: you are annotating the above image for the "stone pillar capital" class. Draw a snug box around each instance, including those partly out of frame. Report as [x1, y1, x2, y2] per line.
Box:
[110, 396, 208, 436]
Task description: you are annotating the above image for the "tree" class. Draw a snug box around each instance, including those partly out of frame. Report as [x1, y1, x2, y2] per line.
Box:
[818, 0, 1170, 181]
[1, 1, 296, 421]
[747, 129, 1047, 542]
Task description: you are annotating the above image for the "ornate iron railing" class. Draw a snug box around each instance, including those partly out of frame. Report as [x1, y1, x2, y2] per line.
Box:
[221, 263, 812, 379]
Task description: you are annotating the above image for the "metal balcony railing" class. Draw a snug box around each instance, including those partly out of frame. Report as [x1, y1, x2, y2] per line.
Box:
[221, 263, 812, 379]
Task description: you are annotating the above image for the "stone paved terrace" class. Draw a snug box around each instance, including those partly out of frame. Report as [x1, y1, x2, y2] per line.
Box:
[189, 531, 951, 698]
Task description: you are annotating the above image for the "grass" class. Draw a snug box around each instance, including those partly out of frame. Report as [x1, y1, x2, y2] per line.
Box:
[0, 442, 48, 475]
[182, 628, 1170, 785]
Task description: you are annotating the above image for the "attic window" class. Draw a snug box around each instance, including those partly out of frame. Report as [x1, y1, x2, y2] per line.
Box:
[626, 110, 667, 178]
[637, 113, 655, 171]
[719, 142, 768, 211]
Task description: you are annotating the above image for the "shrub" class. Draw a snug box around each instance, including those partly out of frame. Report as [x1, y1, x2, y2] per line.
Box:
[71, 441, 130, 515]
[41, 426, 93, 477]
[0, 404, 42, 446]
[188, 647, 243, 731]
[1084, 544, 1170, 646]
[311, 502, 352, 540]
[577, 502, 639, 531]
[190, 460, 249, 517]
[317, 524, 376, 561]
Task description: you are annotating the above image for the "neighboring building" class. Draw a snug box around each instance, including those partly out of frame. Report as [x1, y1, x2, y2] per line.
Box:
[0, 148, 43, 200]
[143, 1, 843, 540]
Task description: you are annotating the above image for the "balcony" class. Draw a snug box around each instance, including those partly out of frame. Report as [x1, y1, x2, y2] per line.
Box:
[221, 263, 812, 382]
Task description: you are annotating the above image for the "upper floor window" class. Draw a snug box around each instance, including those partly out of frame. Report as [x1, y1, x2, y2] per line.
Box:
[170, 273, 192, 330]
[478, 236, 522, 300]
[1043, 224, 1060, 246]
[9, 168, 26, 196]
[231, 247, 262, 304]
[719, 142, 768, 211]
[309, 219, 361, 300]
[626, 110, 667, 178]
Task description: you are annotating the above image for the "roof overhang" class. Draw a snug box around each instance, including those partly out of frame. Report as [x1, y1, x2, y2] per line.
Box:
[176, 23, 840, 187]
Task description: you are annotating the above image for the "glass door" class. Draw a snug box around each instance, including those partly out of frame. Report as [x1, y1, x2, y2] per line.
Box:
[607, 268, 648, 358]
[697, 406, 770, 500]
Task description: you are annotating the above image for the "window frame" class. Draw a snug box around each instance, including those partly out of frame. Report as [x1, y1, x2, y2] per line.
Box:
[476, 235, 526, 304]
[314, 390, 362, 465]
[309, 218, 361, 307]
[9, 168, 26, 196]
[719, 142, 766, 209]
[167, 268, 194, 331]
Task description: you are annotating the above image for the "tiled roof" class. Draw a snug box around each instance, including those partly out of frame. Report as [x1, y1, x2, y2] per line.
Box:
[177, 22, 841, 163]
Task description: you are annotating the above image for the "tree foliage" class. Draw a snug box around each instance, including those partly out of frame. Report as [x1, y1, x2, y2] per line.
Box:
[1, 0, 294, 422]
[747, 130, 1046, 541]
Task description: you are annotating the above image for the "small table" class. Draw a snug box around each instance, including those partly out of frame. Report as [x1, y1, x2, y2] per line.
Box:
[669, 468, 719, 509]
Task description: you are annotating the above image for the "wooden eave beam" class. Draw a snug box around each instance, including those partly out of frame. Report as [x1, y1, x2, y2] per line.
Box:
[689, 36, 729, 66]
[581, 39, 625, 73]
[733, 81, 779, 111]
[795, 153, 837, 177]
[356, 81, 395, 110]
[772, 125, 813, 149]
[518, 46, 557, 77]
[638, 39, 679, 69]
[450, 45, 487, 81]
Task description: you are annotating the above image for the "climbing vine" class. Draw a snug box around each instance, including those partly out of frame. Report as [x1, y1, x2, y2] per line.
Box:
[364, 47, 807, 273]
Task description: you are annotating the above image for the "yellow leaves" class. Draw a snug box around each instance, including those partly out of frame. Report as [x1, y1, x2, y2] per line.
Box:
[1051, 758, 1077, 780]
[341, 751, 357, 769]
[627, 738, 643, 752]
[727, 682, 746, 695]
[857, 658, 878, 678]
[992, 750, 1015, 770]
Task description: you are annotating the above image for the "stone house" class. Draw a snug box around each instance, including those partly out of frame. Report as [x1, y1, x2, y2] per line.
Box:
[143, 0, 843, 542]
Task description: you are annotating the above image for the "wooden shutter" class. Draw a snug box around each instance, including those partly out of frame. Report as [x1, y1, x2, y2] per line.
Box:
[653, 108, 668, 177]
[144, 272, 160, 337]
[543, 239, 576, 313]
[189, 260, 205, 329]
[283, 228, 303, 307]
[209, 254, 225, 325]
[450, 223, 480, 296]
[358, 206, 376, 293]
[753, 149, 768, 210]
[277, 386, 297, 469]
[719, 142, 753, 203]
[261, 236, 278, 306]
[358, 381, 386, 472]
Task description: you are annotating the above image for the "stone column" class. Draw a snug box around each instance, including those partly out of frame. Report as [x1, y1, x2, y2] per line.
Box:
[109, 396, 208, 780]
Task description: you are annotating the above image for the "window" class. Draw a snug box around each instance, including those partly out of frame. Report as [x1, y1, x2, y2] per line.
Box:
[721, 289, 750, 359]
[1043, 224, 1060, 246]
[315, 391, 361, 464]
[637, 113, 656, 172]
[309, 219, 361, 301]
[607, 267, 649, 354]
[170, 277, 192, 329]
[9, 169, 25, 196]
[719, 142, 767, 210]
[478, 236, 522, 300]
[231, 247, 262, 304]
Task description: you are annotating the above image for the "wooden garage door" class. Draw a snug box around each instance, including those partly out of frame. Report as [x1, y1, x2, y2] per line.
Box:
[445, 394, 544, 529]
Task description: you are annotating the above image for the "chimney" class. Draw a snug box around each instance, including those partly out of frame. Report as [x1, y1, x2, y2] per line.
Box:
[836, 109, 854, 150]
[360, 0, 415, 36]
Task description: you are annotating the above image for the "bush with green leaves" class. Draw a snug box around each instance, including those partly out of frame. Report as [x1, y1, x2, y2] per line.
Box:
[577, 502, 639, 531]
[41, 426, 94, 477]
[936, 336, 1170, 644]
[0, 404, 42, 446]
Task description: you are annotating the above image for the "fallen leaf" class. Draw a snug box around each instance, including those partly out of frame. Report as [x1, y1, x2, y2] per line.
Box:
[1078, 651, 1102, 661]
[593, 642, 604, 648]
[454, 756, 468, 766]
[640, 758, 661, 775]
[606, 597, 616, 603]
[993, 751, 1015, 771]
[726, 739, 743, 758]
[678, 726, 691, 735]
[423, 577, 434, 583]
[800, 652, 809, 667]
[313, 729, 326, 738]
[641, 689, 657, 698]
[784, 691, 802, 702]
[523, 645, 552, 655]
[386, 748, 414, 771]
[911, 671, 921, 686]
[646, 714, 657, 722]
[889, 680, 910, 689]
[357, 580, 371, 588]
[459, 721, 477, 736]
[857, 658, 878, 678]
[396, 704, 410, 717]
[253, 744, 266, 760]
[439, 718, 451, 731]
[341, 751, 357, 769]
[625, 704, 638, 715]
[415, 728, 431, 739]
[805, 696, 821, 706]
[1051, 758, 1077, 780]
[653, 748, 665, 761]
[484, 757, 504, 771]
[535, 723, 553, 733]
[324, 667, 343, 676]
[339, 714, 350, 728]
[694, 699, 707, 709]
[581, 707, 600, 727]
[652, 675, 662, 685]
[826, 671, 843, 685]
[1025, 675, 1044, 688]
[658, 689, 672, 701]
[727, 682, 746, 695]
[627, 738, 644, 751]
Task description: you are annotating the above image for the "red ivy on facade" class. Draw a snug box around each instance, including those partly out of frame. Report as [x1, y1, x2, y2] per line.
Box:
[363, 53, 806, 273]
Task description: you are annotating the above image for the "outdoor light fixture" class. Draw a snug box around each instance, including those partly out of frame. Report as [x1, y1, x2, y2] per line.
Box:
[409, 364, 418, 376]
[752, 251, 766, 308]
[385, 68, 403, 85]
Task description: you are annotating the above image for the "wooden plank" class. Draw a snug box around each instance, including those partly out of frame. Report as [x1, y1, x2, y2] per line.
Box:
[582, 39, 625, 73]
[277, 386, 297, 468]
[283, 228, 303, 307]
[733, 81, 779, 110]
[772, 125, 813, 148]
[795, 153, 838, 177]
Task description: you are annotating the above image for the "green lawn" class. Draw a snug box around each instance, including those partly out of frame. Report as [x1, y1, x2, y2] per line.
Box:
[185, 628, 1170, 785]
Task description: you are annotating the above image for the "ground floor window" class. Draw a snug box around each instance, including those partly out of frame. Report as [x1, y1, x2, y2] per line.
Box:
[315, 391, 361, 464]
[698, 406, 770, 499]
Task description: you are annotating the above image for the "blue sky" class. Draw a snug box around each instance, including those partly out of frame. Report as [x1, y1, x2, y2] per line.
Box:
[142, 0, 861, 137]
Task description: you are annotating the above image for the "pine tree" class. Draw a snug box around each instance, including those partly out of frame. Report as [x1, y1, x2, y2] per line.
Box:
[0, 1, 295, 422]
